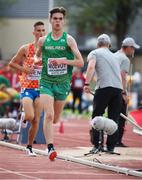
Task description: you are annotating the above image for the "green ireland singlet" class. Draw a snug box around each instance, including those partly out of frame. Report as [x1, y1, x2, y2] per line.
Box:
[40, 32, 74, 85]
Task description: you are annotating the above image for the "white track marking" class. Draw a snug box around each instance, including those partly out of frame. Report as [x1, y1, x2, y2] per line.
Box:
[0, 167, 42, 179]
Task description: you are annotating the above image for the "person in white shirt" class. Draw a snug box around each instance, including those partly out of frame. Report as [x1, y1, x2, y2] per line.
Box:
[84, 34, 122, 153]
[114, 37, 140, 147]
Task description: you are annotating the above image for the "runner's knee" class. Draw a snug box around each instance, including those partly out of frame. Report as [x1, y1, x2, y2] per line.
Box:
[45, 113, 54, 122]
[31, 119, 39, 127]
[25, 112, 34, 121]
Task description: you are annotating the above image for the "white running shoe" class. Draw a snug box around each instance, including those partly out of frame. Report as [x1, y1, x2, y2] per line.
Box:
[26, 147, 37, 157]
[46, 148, 57, 161]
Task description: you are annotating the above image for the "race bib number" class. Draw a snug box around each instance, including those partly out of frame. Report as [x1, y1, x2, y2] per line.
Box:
[47, 58, 67, 75]
[27, 66, 42, 80]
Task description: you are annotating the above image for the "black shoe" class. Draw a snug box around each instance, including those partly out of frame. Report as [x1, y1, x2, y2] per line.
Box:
[106, 149, 114, 154]
[106, 147, 114, 154]
[26, 146, 37, 157]
[116, 142, 128, 147]
[106, 148, 120, 155]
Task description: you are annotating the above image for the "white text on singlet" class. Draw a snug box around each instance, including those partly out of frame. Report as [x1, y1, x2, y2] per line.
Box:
[27, 66, 42, 80]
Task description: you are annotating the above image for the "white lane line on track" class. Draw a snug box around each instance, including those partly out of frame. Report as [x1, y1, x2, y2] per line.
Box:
[0, 141, 142, 178]
[0, 167, 42, 180]
[0, 170, 119, 176]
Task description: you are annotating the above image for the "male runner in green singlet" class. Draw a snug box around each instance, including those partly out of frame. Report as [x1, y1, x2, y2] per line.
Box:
[35, 7, 84, 161]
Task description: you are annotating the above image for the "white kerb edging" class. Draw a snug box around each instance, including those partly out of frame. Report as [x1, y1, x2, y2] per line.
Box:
[0, 141, 142, 178]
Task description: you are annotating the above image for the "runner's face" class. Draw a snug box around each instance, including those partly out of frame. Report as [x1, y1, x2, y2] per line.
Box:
[50, 13, 65, 31]
[33, 25, 46, 41]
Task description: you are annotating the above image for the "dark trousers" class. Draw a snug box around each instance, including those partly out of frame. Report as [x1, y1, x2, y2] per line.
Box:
[117, 98, 127, 143]
[72, 89, 83, 114]
[90, 87, 122, 150]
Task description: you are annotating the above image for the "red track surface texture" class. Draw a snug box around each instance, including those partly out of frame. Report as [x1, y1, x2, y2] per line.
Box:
[0, 116, 142, 179]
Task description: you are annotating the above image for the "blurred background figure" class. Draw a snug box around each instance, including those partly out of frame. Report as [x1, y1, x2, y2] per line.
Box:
[132, 71, 141, 93]
[130, 71, 142, 110]
[71, 68, 85, 114]
[0, 62, 20, 118]
[114, 37, 140, 147]
[0, 83, 20, 117]
[0, 63, 20, 91]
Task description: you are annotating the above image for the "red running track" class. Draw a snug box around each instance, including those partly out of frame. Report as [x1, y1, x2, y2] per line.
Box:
[0, 116, 142, 179]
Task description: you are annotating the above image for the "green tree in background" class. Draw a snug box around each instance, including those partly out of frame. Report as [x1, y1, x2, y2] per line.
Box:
[56, 0, 142, 48]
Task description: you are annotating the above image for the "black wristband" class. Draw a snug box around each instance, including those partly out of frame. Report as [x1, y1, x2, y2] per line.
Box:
[84, 83, 89, 86]
[122, 91, 127, 95]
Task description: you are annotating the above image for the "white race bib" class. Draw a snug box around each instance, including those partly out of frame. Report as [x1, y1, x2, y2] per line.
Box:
[27, 66, 42, 80]
[47, 58, 67, 75]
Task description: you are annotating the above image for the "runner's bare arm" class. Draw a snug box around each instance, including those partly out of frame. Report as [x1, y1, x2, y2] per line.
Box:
[34, 36, 46, 64]
[67, 35, 84, 67]
[9, 45, 30, 73]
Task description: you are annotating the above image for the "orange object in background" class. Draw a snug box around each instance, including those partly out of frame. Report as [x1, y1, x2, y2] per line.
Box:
[59, 121, 64, 134]
[129, 109, 142, 135]
[130, 109, 142, 128]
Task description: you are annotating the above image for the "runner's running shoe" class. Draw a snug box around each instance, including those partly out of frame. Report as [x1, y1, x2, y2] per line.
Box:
[26, 146, 37, 157]
[47, 148, 57, 161]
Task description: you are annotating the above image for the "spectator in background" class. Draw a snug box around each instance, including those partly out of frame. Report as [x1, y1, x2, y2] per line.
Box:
[71, 68, 85, 114]
[114, 37, 140, 147]
[0, 62, 20, 116]
[0, 84, 12, 117]
[132, 71, 141, 93]
[0, 64, 13, 85]
[0, 75, 10, 87]
[0, 62, 20, 92]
